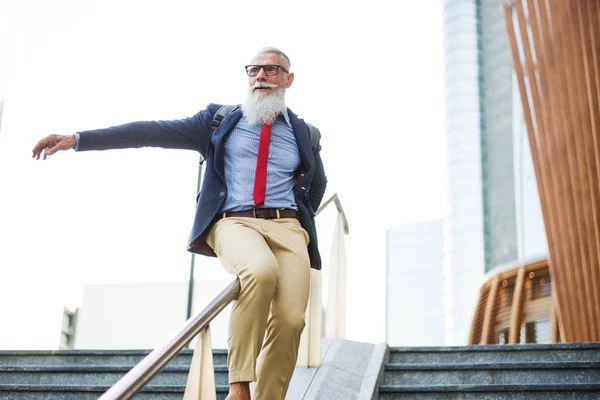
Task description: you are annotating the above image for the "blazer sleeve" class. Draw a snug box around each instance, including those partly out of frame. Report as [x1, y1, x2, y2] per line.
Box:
[76, 104, 220, 157]
[309, 143, 327, 213]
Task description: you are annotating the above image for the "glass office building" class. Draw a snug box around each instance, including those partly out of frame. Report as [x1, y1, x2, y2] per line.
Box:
[441, 0, 547, 345]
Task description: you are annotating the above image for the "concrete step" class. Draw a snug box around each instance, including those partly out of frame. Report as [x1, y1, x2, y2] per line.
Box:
[378, 383, 600, 399]
[0, 349, 228, 367]
[389, 343, 600, 364]
[0, 384, 229, 400]
[0, 349, 230, 399]
[0, 365, 229, 386]
[383, 361, 600, 385]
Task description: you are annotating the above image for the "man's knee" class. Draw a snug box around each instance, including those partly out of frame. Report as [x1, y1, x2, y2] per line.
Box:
[246, 258, 279, 290]
[273, 312, 306, 334]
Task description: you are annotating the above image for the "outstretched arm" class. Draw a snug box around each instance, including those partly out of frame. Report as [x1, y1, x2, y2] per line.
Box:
[32, 134, 76, 160]
[30, 104, 222, 160]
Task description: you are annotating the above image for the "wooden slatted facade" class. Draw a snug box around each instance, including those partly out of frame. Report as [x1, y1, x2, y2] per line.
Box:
[471, 0, 600, 344]
[470, 259, 559, 344]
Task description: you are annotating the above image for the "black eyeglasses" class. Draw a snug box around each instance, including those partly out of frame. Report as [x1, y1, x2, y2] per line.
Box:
[244, 64, 289, 77]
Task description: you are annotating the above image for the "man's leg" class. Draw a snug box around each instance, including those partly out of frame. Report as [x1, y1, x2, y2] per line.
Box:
[206, 218, 281, 396]
[253, 218, 311, 400]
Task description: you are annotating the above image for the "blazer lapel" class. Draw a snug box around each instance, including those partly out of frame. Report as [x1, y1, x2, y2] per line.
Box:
[288, 108, 315, 173]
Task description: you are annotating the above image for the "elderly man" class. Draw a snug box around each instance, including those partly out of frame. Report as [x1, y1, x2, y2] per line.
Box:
[32, 47, 327, 400]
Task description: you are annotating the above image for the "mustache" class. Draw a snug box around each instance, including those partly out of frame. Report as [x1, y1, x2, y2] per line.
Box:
[251, 82, 278, 90]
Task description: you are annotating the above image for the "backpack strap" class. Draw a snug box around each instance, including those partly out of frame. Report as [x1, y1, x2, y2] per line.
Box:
[200, 104, 239, 165]
[306, 122, 321, 153]
[210, 104, 239, 132]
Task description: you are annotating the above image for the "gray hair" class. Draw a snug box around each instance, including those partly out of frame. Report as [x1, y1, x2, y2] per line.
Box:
[253, 47, 291, 70]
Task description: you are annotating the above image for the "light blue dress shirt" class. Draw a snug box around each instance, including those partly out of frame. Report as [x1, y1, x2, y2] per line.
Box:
[221, 110, 300, 212]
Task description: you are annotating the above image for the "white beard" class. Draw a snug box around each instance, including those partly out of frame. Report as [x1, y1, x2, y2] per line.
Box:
[242, 83, 287, 125]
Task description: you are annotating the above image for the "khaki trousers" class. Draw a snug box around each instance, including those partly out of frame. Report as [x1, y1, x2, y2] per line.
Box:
[206, 216, 311, 400]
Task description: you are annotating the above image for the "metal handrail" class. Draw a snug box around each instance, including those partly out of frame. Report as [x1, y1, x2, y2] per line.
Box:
[315, 193, 349, 234]
[99, 278, 241, 400]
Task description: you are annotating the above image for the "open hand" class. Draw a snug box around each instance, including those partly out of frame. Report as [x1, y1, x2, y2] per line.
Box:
[32, 134, 76, 160]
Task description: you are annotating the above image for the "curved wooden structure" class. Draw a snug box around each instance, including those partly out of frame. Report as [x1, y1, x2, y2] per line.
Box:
[500, 1, 600, 342]
[470, 259, 559, 344]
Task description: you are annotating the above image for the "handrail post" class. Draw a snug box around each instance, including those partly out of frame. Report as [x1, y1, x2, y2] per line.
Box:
[297, 268, 322, 367]
[184, 325, 216, 400]
[298, 193, 349, 367]
[325, 211, 347, 339]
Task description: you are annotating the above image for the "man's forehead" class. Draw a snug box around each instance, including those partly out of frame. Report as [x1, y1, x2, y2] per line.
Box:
[251, 52, 283, 64]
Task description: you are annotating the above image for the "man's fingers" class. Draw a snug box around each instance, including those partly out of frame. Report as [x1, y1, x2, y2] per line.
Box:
[32, 135, 57, 159]
[32, 134, 73, 160]
[32, 137, 51, 159]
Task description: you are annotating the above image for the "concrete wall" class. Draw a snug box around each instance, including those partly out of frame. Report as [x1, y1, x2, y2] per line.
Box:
[386, 220, 444, 346]
[75, 280, 232, 349]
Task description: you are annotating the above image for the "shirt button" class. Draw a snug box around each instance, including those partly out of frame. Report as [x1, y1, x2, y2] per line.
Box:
[219, 191, 225, 197]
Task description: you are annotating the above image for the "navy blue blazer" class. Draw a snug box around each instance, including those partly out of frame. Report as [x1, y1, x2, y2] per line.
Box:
[77, 104, 327, 270]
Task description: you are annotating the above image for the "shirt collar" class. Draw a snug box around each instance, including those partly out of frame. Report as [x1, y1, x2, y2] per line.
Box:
[280, 108, 292, 128]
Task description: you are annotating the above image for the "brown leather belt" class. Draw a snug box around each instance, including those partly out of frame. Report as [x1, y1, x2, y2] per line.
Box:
[217, 208, 299, 221]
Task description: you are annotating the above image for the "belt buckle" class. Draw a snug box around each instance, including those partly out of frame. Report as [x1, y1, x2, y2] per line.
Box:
[253, 208, 257, 218]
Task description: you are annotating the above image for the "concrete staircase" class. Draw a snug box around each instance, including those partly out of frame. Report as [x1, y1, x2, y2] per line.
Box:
[2, 343, 600, 399]
[378, 343, 600, 399]
[0, 349, 229, 399]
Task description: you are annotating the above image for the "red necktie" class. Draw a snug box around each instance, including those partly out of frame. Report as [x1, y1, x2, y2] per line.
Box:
[253, 122, 272, 207]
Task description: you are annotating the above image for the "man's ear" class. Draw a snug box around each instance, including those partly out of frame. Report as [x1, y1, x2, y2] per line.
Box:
[285, 72, 295, 88]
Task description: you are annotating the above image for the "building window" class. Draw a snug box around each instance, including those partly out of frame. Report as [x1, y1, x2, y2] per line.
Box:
[60, 307, 78, 350]
[520, 319, 551, 344]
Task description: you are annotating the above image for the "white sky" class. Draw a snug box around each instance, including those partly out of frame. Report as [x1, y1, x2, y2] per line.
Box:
[0, 0, 447, 348]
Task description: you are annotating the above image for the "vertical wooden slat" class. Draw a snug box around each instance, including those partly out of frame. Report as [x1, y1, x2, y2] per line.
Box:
[522, 0, 572, 338]
[503, 2, 561, 332]
[546, 1, 590, 341]
[469, 286, 489, 345]
[578, 0, 600, 341]
[568, 1, 600, 339]
[481, 276, 500, 345]
[530, 0, 578, 341]
[544, 0, 600, 341]
[508, 266, 526, 343]
[504, 0, 600, 341]
[541, 0, 587, 341]
[591, 1, 600, 330]
[550, 295, 560, 343]
[513, 0, 578, 339]
[560, 1, 596, 340]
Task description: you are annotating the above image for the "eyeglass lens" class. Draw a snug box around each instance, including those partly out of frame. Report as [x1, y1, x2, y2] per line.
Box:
[246, 65, 281, 77]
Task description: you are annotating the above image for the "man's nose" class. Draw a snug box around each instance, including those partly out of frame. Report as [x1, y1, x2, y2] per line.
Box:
[256, 67, 268, 80]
